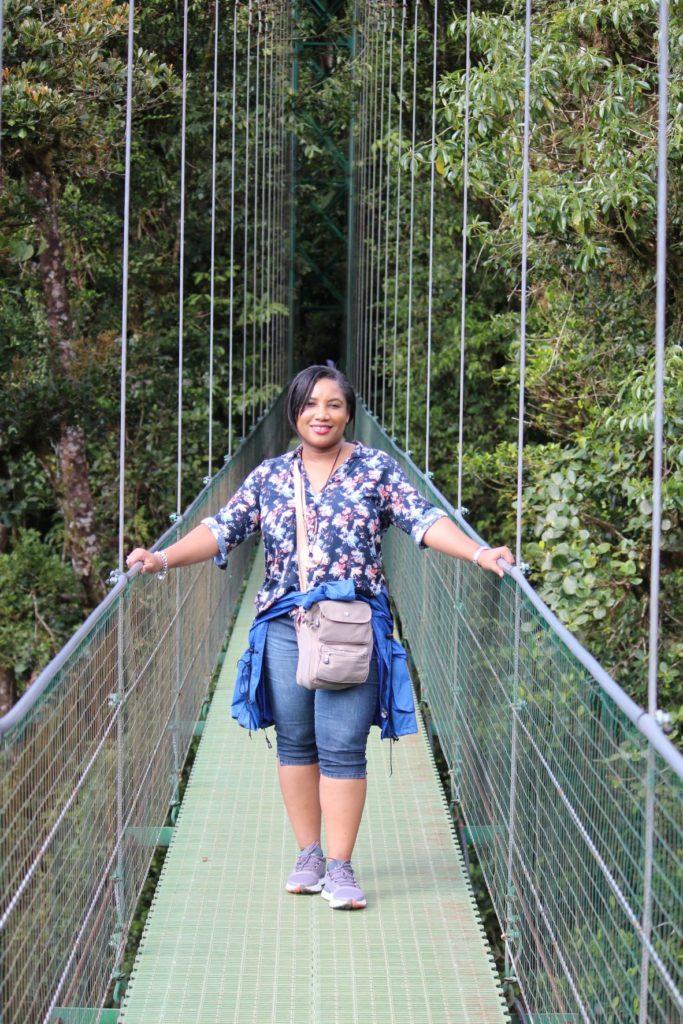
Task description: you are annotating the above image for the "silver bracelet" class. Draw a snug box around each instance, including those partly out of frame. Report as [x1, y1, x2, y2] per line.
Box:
[472, 544, 490, 566]
[156, 550, 169, 581]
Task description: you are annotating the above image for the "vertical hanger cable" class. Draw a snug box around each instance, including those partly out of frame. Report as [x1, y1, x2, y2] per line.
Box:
[456, 0, 472, 511]
[117, 0, 135, 573]
[424, 0, 439, 475]
[207, 0, 220, 475]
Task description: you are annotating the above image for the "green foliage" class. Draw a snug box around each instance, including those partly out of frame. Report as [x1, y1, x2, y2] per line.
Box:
[353, 0, 682, 727]
[1, 0, 286, 700]
[0, 529, 83, 679]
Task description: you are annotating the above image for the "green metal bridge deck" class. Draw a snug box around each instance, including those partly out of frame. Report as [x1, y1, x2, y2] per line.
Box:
[118, 545, 508, 1024]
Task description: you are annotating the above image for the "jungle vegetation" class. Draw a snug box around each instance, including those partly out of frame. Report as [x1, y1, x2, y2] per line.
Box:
[0, 0, 680, 740]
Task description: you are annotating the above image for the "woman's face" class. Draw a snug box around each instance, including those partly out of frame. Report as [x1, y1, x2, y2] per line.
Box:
[296, 378, 350, 451]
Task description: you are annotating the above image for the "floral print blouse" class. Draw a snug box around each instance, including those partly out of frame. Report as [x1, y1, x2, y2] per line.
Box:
[201, 440, 447, 615]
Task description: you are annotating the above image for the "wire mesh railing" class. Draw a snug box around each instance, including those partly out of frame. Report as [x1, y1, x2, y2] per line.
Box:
[0, 392, 288, 1024]
[356, 402, 683, 1024]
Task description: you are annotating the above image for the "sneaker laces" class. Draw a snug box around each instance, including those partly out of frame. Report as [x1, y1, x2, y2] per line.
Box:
[295, 844, 322, 871]
[328, 861, 356, 886]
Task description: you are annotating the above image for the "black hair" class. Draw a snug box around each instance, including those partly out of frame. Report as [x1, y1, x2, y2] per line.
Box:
[286, 365, 356, 435]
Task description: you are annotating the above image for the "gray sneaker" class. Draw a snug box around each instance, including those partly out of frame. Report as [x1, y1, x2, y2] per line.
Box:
[321, 860, 367, 910]
[286, 841, 326, 894]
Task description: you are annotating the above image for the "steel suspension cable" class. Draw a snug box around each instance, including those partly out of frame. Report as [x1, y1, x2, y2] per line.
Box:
[117, 0, 135, 576]
[207, 0, 220, 476]
[505, 0, 532, 989]
[514, 0, 532, 567]
[371, 4, 388, 413]
[639, 2, 670, 1019]
[0, 0, 4, 171]
[456, 0, 472, 512]
[390, 0, 407, 438]
[404, 0, 420, 454]
[266, 10, 276, 401]
[380, 1, 395, 428]
[176, 0, 189, 516]
[258, 10, 270, 416]
[353, 2, 368, 394]
[227, 0, 239, 457]
[242, 2, 253, 440]
[424, 0, 439, 475]
[356, 8, 372, 398]
[251, 3, 262, 424]
[363, 13, 380, 405]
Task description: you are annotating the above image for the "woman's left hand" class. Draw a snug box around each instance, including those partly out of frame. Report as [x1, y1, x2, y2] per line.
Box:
[478, 546, 515, 578]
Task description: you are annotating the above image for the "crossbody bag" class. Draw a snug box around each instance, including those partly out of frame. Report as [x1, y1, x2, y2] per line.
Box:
[292, 459, 373, 691]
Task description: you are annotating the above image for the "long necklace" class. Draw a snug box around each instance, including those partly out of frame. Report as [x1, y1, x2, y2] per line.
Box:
[301, 442, 345, 568]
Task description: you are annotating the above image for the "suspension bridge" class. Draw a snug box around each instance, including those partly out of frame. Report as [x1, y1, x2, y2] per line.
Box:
[0, 1, 681, 1023]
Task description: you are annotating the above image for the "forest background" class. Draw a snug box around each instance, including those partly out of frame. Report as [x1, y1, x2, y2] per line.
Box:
[0, 0, 681, 743]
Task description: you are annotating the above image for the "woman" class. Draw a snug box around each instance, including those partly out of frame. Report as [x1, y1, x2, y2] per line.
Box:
[126, 365, 514, 910]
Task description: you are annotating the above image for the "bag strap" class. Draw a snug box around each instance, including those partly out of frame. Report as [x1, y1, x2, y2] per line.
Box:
[292, 459, 309, 592]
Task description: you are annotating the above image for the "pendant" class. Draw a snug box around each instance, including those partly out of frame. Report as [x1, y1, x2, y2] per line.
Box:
[306, 543, 325, 567]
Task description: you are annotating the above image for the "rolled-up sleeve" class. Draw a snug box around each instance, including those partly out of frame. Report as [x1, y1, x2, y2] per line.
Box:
[201, 465, 264, 569]
[380, 458, 448, 548]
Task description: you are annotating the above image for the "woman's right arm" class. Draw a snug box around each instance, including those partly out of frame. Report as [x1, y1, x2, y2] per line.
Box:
[126, 463, 264, 575]
[126, 524, 219, 575]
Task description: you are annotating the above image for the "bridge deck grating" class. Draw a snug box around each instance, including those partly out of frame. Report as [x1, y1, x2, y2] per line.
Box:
[118, 545, 508, 1023]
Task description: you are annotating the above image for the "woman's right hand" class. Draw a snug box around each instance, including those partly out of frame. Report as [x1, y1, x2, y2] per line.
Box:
[126, 548, 163, 574]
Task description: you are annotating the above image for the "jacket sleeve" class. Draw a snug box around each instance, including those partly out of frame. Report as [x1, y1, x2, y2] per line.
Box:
[379, 457, 447, 548]
[201, 463, 264, 569]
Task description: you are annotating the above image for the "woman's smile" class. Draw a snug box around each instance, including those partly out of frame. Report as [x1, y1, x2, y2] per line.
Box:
[297, 377, 351, 451]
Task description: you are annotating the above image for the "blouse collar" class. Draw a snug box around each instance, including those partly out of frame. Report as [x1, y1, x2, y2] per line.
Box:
[291, 439, 366, 463]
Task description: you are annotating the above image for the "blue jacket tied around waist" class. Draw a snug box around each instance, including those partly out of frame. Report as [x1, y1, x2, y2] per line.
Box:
[232, 579, 418, 741]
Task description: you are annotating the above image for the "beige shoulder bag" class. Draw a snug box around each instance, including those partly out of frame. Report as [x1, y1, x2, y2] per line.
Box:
[292, 459, 373, 691]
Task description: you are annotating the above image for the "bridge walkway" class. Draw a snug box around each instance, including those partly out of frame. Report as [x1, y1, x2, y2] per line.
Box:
[118, 544, 508, 1024]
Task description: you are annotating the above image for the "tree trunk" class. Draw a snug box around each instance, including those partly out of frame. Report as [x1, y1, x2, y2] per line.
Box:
[26, 167, 105, 605]
[0, 666, 17, 718]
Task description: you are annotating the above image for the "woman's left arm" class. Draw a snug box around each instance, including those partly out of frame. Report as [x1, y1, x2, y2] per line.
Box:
[422, 516, 515, 579]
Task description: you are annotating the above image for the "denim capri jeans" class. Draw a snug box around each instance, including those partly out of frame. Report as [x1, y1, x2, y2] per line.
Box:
[263, 612, 379, 779]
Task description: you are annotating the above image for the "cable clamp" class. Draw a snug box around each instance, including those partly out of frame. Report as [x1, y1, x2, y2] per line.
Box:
[202, 475, 211, 486]
[655, 708, 673, 734]
[169, 512, 183, 524]
[427, 470, 434, 479]
[107, 569, 123, 586]
[518, 561, 531, 577]
[107, 692, 121, 710]
[223, 453, 231, 464]
[458, 506, 469, 517]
